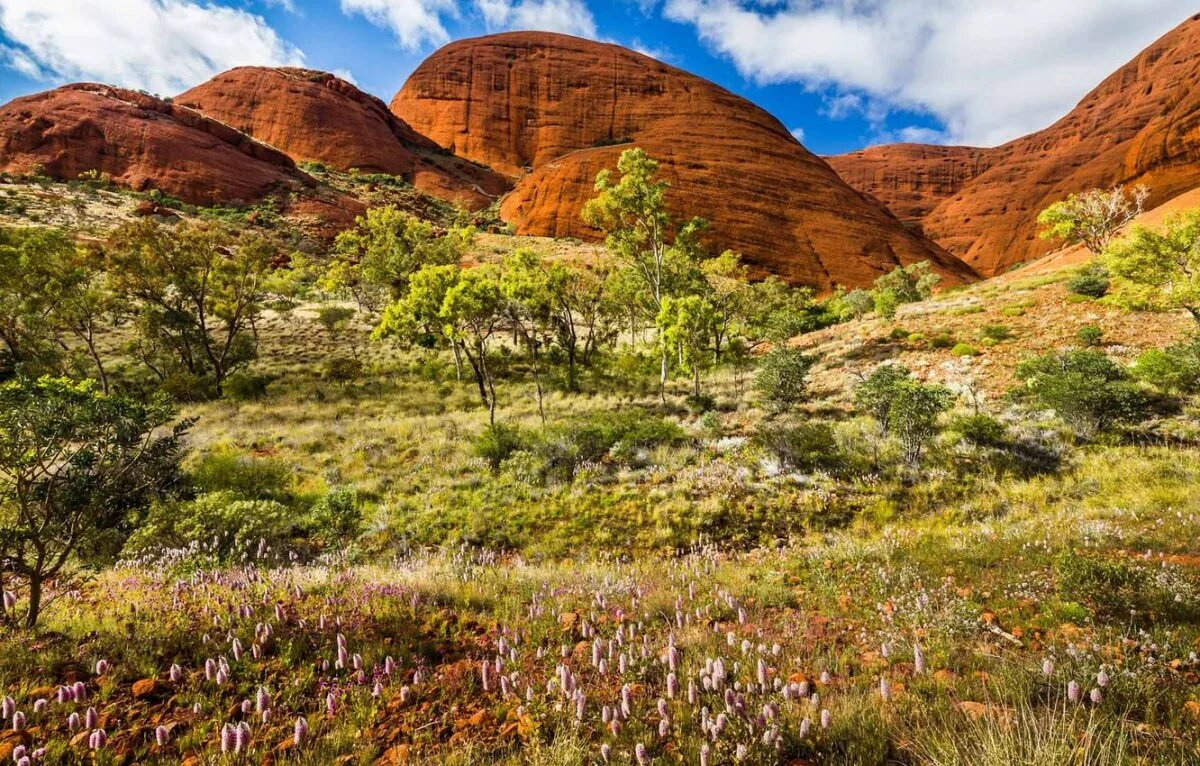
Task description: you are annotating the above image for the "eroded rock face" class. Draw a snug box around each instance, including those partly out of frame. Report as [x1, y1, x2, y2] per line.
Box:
[0, 84, 312, 206]
[826, 145, 996, 226]
[178, 67, 509, 210]
[832, 14, 1200, 276]
[392, 32, 976, 290]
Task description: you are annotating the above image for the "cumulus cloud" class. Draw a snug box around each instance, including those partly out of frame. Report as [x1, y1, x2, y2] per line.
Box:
[341, 0, 458, 50]
[0, 0, 304, 94]
[662, 0, 1198, 146]
[789, 126, 804, 142]
[476, 0, 597, 38]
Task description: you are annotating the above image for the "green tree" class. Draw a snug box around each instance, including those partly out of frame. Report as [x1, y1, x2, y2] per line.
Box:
[315, 305, 361, 360]
[873, 261, 940, 304]
[888, 380, 954, 467]
[375, 264, 505, 422]
[1038, 185, 1149, 255]
[1104, 211, 1200, 324]
[1015, 350, 1149, 437]
[500, 249, 561, 423]
[656, 294, 717, 398]
[106, 220, 273, 398]
[0, 228, 78, 378]
[50, 246, 120, 393]
[324, 207, 471, 312]
[583, 148, 707, 398]
[0, 377, 188, 627]
[755, 346, 815, 412]
[1132, 335, 1200, 394]
[854, 364, 913, 438]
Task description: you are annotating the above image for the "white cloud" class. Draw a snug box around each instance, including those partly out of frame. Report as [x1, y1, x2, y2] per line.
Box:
[662, 0, 1199, 146]
[789, 126, 804, 142]
[341, 0, 458, 50]
[332, 68, 359, 85]
[476, 0, 597, 38]
[0, 0, 304, 94]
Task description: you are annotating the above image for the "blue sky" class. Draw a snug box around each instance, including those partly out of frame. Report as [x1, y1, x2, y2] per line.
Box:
[0, 1, 1194, 156]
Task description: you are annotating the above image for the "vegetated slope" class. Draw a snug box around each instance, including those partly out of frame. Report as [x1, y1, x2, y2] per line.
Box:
[178, 67, 510, 211]
[830, 14, 1200, 277]
[392, 31, 976, 291]
[0, 84, 314, 206]
[795, 190, 1198, 400]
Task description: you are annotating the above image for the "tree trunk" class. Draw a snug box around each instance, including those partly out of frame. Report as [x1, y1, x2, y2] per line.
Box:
[25, 576, 41, 629]
[659, 348, 668, 403]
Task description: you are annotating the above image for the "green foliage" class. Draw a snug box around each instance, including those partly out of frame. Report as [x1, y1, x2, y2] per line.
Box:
[308, 487, 363, 542]
[1131, 336, 1200, 394]
[189, 447, 291, 502]
[324, 206, 471, 312]
[1015, 350, 1151, 437]
[979, 324, 1012, 342]
[0, 377, 187, 625]
[223, 371, 272, 401]
[1066, 263, 1110, 298]
[753, 420, 844, 473]
[474, 423, 527, 472]
[324, 356, 364, 384]
[127, 492, 295, 560]
[950, 343, 979, 357]
[1076, 325, 1104, 347]
[106, 219, 272, 398]
[1054, 552, 1190, 623]
[754, 346, 815, 412]
[1104, 210, 1200, 323]
[887, 380, 954, 467]
[872, 261, 941, 321]
[828, 287, 874, 321]
[854, 364, 913, 437]
[948, 414, 1010, 448]
[657, 294, 717, 397]
[1037, 185, 1148, 254]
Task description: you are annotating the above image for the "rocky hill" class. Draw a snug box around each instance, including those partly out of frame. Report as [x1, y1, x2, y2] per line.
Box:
[392, 32, 977, 290]
[178, 67, 509, 210]
[830, 13, 1200, 276]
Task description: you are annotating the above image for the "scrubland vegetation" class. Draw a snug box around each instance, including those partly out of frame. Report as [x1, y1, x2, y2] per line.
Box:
[1, 161, 1199, 763]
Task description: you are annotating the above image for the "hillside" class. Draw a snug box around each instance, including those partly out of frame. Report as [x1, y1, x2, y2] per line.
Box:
[830, 14, 1200, 276]
[393, 32, 977, 291]
[178, 67, 509, 211]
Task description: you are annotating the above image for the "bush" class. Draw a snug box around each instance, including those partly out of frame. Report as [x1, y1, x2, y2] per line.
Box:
[930, 332, 956, 349]
[684, 393, 716, 414]
[754, 420, 843, 473]
[854, 364, 913, 435]
[1054, 552, 1189, 623]
[1066, 263, 1110, 298]
[160, 371, 211, 402]
[874, 289, 900, 320]
[949, 413, 1009, 448]
[223, 371, 271, 400]
[889, 327, 911, 340]
[126, 492, 297, 560]
[1132, 336, 1200, 393]
[1015, 350, 1150, 437]
[979, 324, 1012, 342]
[308, 487, 363, 541]
[325, 356, 363, 384]
[474, 423, 526, 472]
[754, 347, 815, 412]
[190, 447, 291, 501]
[950, 343, 979, 357]
[1076, 325, 1104, 347]
[888, 380, 954, 466]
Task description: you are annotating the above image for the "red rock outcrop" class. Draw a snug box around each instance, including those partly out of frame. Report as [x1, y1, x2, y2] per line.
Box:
[0, 83, 313, 206]
[832, 14, 1200, 276]
[392, 32, 976, 290]
[178, 67, 509, 210]
[826, 144, 995, 226]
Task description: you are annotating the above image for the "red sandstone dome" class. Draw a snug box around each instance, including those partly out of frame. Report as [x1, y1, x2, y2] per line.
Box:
[830, 14, 1200, 276]
[391, 32, 977, 291]
[0, 83, 313, 206]
[178, 67, 509, 210]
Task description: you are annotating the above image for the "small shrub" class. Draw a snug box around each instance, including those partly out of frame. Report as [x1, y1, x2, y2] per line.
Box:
[1076, 325, 1104, 347]
[930, 333, 956, 349]
[1066, 263, 1110, 298]
[1015, 350, 1150, 437]
[949, 413, 1010, 448]
[684, 393, 717, 414]
[754, 421, 843, 473]
[951, 343, 979, 357]
[324, 356, 364, 384]
[889, 327, 911, 340]
[126, 492, 297, 560]
[474, 423, 526, 472]
[308, 487, 363, 541]
[979, 324, 1012, 342]
[754, 347, 815, 412]
[223, 371, 271, 400]
[1132, 336, 1200, 393]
